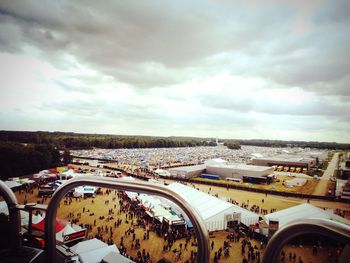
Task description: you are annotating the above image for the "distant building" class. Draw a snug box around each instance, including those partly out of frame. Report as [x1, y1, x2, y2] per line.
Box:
[340, 154, 350, 179]
[341, 181, 350, 200]
[251, 155, 316, 169]
[336, 179, 349, 198]
[206, 164, 273, 180]
[168, 165, 206, 178]
[167, 160, 273, 181]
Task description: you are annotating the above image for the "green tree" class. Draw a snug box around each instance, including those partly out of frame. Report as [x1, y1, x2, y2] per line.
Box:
[63, 149, 72, 165]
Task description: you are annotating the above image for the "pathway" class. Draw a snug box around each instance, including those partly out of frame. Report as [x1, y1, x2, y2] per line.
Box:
[313, 152, 339, 196]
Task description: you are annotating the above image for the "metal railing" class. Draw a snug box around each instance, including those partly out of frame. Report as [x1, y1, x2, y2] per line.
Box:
[262, 218, 350, 263]
[44, 176, 210, 263]
[0, 180, 22, 255]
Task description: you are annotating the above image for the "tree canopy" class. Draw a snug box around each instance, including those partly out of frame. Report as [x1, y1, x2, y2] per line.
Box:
[0, 131, 220, 149]
[0, 141, 61, 180]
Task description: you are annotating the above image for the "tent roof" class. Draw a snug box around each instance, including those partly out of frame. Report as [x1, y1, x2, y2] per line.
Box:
[166, 183, 258, 222]
[78, 244, 119, 263]
[71, 238, 107, 254]
[32, 218, 65, 233]
[102, 252, 134, 263]
[3, 180, 21, 188]
[152, 205, 171, 218]
[265, 203, 350, 228]
[125, 191, 138, 199]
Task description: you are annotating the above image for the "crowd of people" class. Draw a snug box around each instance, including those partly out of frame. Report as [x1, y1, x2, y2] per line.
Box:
[71, 145, 301, 170]
[6, 163, 348, 263]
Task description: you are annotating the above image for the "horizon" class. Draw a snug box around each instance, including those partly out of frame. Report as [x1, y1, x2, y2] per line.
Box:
[1, 1, 349, 143]
[1, 129, 346, 145]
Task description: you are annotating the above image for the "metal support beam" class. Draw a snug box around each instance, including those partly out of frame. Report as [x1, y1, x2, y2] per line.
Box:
[262, 218, 350, 263]
[0, 180, 22, 254]
[44, 176, 210, 263]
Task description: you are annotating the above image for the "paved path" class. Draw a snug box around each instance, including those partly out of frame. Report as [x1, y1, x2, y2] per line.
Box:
[313, 152, 339, 196]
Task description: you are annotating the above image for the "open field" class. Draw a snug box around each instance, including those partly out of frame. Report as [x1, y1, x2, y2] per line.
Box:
[13, 185, 346, 263]
[2, 162, 349, 262]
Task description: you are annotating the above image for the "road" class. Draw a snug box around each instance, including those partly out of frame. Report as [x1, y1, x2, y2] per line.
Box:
[313, 152, 339, 196]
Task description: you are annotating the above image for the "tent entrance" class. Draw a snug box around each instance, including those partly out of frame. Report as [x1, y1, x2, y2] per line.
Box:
[225, 212, 241, 229]
[227, 220, 239, 229]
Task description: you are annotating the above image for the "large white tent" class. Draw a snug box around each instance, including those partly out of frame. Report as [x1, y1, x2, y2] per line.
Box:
[265, 203, 350, 229]
[71, 238, 108, 254]
[125, 192, 183, 224]
[71, 238, 133, 263]
[102, 251, 134, 263]
[166, 183, 259, 231]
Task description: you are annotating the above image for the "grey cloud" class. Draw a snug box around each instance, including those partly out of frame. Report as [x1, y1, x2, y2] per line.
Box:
[196, 89, 350, 118]
[314, 0, 350, 24]
[0, 0, 297, 88]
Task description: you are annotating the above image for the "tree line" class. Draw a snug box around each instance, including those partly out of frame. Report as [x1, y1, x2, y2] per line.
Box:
[0, 131, 220, 149]
[0, 141, 61, 181]
[1, 131, 348, 150]
[237, 139, 350, 150]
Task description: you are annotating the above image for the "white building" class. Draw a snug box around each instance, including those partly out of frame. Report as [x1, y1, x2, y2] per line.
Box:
[168, 165, 206, 178]
[206, 164, 273, 180]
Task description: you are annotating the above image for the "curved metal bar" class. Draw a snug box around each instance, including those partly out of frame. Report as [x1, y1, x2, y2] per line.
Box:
[44, 176, 210, 263]
[0, 180, 22, 254]
[262, 218, 350, 263]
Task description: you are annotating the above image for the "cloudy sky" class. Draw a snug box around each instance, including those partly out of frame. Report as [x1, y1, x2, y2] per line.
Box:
[0, 0, 349, 143]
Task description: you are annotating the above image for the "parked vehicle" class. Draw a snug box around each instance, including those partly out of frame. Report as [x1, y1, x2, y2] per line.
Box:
[200, 174, 220, 180]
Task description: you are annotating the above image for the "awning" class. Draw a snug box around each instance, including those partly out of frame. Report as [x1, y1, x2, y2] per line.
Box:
[32, 218, 66, 233]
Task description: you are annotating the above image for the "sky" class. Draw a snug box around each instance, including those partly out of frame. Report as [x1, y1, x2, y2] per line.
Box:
[0, 0, 349, 143]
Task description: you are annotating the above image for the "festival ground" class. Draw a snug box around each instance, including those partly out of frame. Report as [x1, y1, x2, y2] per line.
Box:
[14, 182, 348, 263]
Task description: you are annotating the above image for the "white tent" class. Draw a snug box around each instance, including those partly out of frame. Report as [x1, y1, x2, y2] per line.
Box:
[125, 191, 138, 200]
[154, 169, 171, 177]
[79, 244, 119, 263]
[102, 251, 135, 263]
[137, 194, 162, 208]
[22, 213, 43, 226]
[3, 180, 21, 189]
[265, 203, 350, 229]
[166, 183, 259, 231]
[71, 238, 128, 263]
[73, 186, 97, 197]
[283, 178, 307, 187]
[71, 238, 108, 254]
